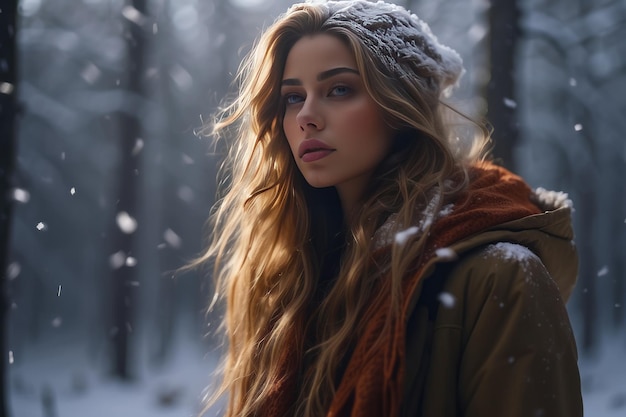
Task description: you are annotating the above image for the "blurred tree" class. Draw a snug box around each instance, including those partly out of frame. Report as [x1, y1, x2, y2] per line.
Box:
[518, 5, 601, 353]
[150, 0, 183, 365]
[487, 0, 521, 169]
[109, 0, 149, 380]
[0, 1, 18, 415]
[517, 0, 626, 353]
[611, 159, 625, 328]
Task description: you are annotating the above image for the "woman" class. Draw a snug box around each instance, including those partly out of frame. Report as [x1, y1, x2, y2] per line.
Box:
[195, 1, 582, 416]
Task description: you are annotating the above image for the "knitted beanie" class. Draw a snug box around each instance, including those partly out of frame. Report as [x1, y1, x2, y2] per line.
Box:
[312, 0, 465, 97]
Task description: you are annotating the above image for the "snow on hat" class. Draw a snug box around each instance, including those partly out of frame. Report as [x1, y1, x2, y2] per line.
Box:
[309, 0, 465, 97]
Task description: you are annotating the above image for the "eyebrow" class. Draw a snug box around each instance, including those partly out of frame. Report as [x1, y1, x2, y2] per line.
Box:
[281, 67, 360, 86]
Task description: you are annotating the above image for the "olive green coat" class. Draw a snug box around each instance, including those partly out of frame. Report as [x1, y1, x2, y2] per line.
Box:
[401, 191, 582, 417]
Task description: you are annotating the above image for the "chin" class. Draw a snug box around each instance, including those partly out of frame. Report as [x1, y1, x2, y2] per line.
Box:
[306, 180, 335, 189]
[301, 175, 336, 189]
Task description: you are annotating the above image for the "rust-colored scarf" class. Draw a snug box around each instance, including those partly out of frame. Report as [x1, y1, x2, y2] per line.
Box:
[261, 163, 541, 417]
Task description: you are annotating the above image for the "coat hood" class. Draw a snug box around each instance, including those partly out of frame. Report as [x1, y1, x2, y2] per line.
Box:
[426, 171, 578, 302]
[373, 162, 577, 302]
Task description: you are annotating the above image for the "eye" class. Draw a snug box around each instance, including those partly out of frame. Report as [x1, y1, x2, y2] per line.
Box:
[283, 93, 304, 105]
[329, 85, 351, 97]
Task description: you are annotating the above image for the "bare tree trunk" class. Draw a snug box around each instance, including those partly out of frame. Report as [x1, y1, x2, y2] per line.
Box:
[577, 184, 597, 353]
[143, 0, 181, 367]
[611, 157, 625, 328]
[0, 1, 18, 415]
[110, 0, 148, 380]
[487, 0, 521, 170]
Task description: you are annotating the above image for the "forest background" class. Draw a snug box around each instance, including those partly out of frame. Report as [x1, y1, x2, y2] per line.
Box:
[1, 0, 625, 416]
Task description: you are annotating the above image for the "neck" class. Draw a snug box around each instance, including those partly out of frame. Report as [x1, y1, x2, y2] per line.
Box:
[335, 175, 374, 224]
[336, 188, 362, 225]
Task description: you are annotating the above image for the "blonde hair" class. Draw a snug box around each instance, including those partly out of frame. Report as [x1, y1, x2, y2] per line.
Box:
[194, 2, 491, 416]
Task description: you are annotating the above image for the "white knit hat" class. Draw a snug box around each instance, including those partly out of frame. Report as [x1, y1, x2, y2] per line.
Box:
[310, 0, 465, 97]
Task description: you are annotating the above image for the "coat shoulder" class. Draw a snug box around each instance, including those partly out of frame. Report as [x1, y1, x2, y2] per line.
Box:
[441, 241, 564, 310]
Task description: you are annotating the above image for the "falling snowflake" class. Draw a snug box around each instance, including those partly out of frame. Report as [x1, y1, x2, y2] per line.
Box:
[132, 138, 144, 156]
[178, 186, 194, 203]
[11, 188, 30, 203]
[116, 211, 137, 234]
[80, 62, 102, 84]
[7, 262, 21, 280]
[435, 247, 457, 261]
[181, 153, 194, 164]
[395, 226, 419, 245]
[36, 222, 47, 231]
[121, 5, 145, 25]
[503, 97, 517, 108]
[164, 228, 182, 248]
[170, 65, 193, 90]
[125, 256, 138, 267]
[0, 82, 14, 94]
[109, 251, 126, 269]
[438, 292, 456, 308]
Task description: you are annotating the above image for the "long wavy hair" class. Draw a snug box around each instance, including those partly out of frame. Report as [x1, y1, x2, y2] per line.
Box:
[194, 2, 491, 416]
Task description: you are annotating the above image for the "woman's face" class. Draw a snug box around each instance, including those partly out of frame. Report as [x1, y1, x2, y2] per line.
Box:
[281, 34, 395, 212]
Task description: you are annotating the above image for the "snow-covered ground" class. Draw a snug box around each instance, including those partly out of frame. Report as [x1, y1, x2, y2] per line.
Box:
[579, 334, 626, 416]
[9, 336, 223, 417]
[9, 333, 626, 416]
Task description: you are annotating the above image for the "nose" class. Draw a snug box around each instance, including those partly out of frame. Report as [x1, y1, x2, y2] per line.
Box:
[296, 97, 324, 132]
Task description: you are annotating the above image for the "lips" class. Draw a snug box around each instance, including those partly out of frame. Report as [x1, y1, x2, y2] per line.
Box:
[298, 139, 335, 162]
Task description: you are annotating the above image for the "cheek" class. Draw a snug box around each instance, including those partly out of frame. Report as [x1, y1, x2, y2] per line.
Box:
[282, 117, 299, 155]
[345, 105, 388, 143]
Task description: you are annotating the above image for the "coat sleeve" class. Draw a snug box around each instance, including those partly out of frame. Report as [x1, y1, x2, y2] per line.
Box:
[457, 244, 582, 417]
